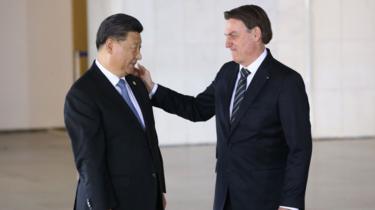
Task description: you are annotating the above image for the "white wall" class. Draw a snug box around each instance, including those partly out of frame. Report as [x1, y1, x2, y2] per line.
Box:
[2, 0, 370, 142]
[312, 0, 375, 137]
[0, 0, 73, 130]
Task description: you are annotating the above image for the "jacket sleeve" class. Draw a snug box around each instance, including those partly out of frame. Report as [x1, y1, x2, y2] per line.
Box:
[278, 72, 312, 209]
[64, 88, 116, 210]
[151, 81, 216, 122]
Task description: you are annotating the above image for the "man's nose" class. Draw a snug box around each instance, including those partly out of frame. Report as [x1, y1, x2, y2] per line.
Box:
[225, 38, 231, 48]
[136, 52, 142, 60]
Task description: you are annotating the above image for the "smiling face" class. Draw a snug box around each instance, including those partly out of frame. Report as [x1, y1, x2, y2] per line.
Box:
[224, 18, 263, 66]
[109, 32, 142, 76]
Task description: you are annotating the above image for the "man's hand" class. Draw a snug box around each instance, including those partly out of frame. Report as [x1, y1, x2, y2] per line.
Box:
[163, 193, 167, 209]
[133, 63, 155, 93]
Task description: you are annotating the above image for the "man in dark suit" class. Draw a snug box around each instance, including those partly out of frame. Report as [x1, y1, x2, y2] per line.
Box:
[64, 14, 166, 210]
[136, 5, 312, 210]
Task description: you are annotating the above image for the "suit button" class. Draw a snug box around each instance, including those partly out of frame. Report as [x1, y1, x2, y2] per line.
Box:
[152, 173, 157, 178]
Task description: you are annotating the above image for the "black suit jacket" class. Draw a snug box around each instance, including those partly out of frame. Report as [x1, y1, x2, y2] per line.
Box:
[64, 63, 166, 210]
[152, 49, 312, 210]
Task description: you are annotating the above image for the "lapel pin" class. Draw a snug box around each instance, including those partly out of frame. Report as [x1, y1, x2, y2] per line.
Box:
[266, 76, 270, 80]
[132, 81, 137, 86]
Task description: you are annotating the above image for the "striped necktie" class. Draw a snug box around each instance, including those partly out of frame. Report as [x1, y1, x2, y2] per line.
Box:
[231, 68, 250, 124]
[117, 79, 145, 128]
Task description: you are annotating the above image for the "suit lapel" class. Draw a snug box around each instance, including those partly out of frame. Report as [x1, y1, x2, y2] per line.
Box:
[229, 53, 272, 134]
[125, 76, 158, 153]
[222, 63, 239, 134]
[91, 64, 146, 131]
[91, 64, 127, 108]
[125, 76, 150, 130]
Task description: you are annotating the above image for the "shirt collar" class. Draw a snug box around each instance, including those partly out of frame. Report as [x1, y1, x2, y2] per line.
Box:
[240, 48, 267, 75]
[95, 59, 125, 87]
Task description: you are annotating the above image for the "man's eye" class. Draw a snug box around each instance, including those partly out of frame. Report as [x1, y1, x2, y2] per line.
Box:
[131, 45, 140, 49]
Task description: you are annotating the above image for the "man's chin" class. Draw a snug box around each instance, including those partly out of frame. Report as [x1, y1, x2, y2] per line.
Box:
[231, 55, 238, 61]
[232, 57, 240, 64]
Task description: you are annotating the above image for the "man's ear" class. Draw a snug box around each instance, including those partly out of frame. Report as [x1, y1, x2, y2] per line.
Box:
[104, 38, 115, 54]
[252, 26, 262, 42]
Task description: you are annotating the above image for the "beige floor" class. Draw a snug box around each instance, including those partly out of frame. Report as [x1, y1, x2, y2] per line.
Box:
[0, 131, 374, 210]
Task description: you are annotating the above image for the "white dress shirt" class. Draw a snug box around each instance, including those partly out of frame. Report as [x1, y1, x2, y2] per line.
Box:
[95, 59, 146, 128]
[229, 48, 267, 118]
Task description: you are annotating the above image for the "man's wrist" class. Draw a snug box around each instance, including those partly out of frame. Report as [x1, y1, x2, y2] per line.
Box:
[146, 81, 155, 93]
[149, 83, 158, 99]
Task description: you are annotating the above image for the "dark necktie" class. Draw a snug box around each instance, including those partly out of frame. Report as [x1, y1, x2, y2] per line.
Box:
[117, 79, 145, 128]
[231, 68, 250, 124]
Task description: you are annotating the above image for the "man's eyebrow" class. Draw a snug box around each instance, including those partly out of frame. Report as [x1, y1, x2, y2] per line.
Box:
[224, 31, 237, 36]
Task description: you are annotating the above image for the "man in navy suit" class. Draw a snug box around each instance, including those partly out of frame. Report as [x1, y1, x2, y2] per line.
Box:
[136, 5, 312, 210]
[64, 14, 166, 210]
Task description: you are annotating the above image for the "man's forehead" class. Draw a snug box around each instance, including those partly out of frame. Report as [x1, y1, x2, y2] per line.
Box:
[126, 32, 142, 42]
[127, 31, 141, 38]
[224, 19, 246, 33]
[224, 28, 239, 34]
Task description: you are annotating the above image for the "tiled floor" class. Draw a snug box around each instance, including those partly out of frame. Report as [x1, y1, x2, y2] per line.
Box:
[0, 131, 374, 210]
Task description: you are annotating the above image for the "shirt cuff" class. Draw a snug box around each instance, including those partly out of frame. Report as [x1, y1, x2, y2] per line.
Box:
[149, 83, 158, 99]
[280, 206, 298, 210]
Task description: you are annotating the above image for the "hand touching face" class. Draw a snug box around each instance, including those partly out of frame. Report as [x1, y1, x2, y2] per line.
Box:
[110, 32, 142, 76]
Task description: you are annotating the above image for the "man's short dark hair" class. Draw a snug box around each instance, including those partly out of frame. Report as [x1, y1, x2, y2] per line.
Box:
[96, 13, 143, 49]
[224, 5, 272, 44]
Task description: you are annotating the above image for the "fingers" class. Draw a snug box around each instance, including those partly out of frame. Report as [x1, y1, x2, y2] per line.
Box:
[136, 63, 144, 73]
[137, 63, 146, 71]
[163, 193, 167, 209]
[132, 68, 140, 76]
[133, 65, 144, 76]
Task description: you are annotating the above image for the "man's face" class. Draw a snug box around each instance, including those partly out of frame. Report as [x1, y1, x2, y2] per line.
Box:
[111, 32, 142, 76]
[224, 18, 258, 66]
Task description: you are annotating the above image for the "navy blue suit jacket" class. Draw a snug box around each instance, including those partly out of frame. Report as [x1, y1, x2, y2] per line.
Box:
[152, 49, 312, 210]
[64, 63, 165, 210]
